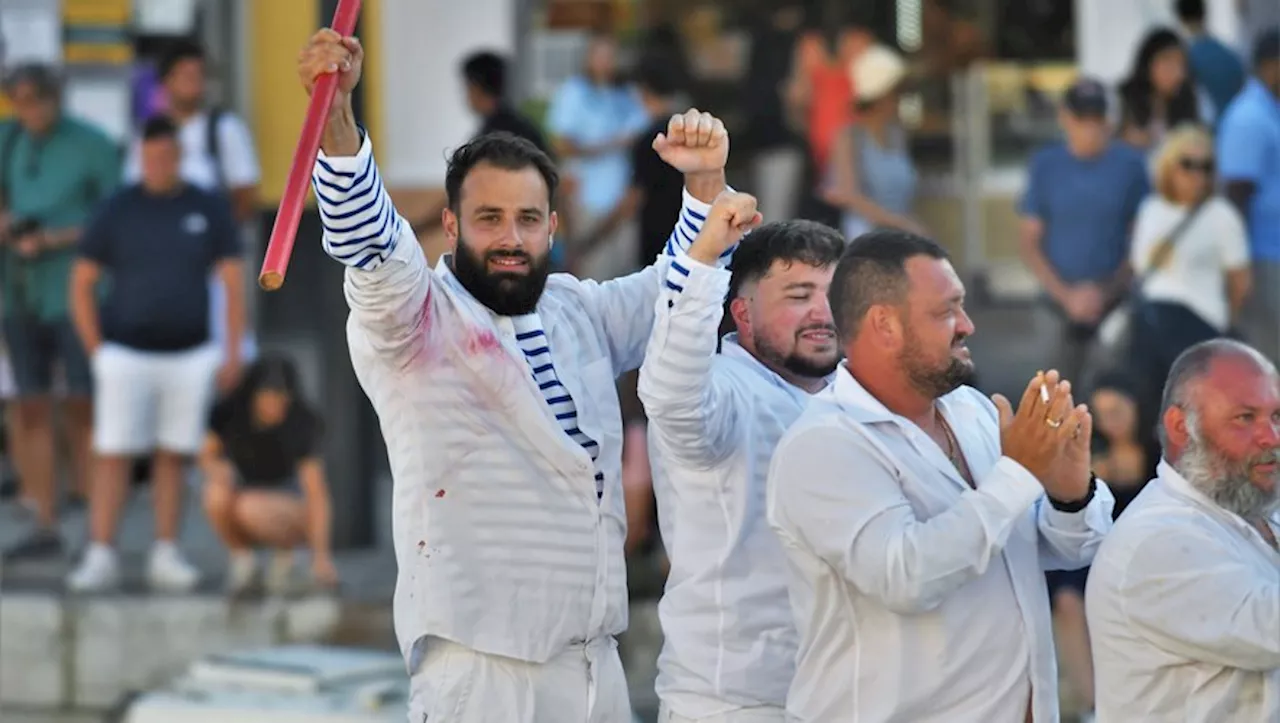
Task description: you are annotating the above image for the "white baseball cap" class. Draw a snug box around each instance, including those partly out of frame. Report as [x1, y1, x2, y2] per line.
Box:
[850, 45, 907, 102]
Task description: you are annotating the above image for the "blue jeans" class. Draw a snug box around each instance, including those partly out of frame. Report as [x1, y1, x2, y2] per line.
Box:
[1, 315, 93, 397]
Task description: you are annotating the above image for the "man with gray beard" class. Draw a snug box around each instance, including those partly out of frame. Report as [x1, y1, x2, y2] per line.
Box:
[1086, 338, 1280, 723]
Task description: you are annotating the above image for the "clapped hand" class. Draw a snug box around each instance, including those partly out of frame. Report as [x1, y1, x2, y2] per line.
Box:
[992, 370, 1090, 490]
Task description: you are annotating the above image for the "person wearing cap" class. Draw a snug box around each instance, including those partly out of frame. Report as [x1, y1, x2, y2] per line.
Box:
[822, 44, 923, 241]
[1218, 29, 1280, 365]
[200, 355, 336, 595]
[1018, 78, 1150, 389]
[0, 63, 120, 562]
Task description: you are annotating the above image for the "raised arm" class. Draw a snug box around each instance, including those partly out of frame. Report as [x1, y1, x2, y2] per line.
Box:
[301, 29, 431, 359]
[639, 192, 762, 468]
[579, 109, 735, 375]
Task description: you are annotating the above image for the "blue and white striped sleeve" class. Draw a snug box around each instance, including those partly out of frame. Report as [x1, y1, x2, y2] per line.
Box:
[657, 187, 736, 298]
[313, 131, 431, 356]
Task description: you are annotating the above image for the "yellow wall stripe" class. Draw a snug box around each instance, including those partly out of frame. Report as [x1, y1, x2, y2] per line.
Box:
[249, 0, 319, 206]
[360, 0, 384, 146]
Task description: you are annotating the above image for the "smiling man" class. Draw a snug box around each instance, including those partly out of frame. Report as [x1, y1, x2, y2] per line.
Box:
[638, 217, 844, 722]
[767, 229, 1114, 722]
[298, 29, 737, 723]
[1086, 338, 1280, 723]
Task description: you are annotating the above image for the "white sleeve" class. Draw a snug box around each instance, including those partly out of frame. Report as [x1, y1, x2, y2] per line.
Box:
[1215, 200, 1251, 270]
[122, 135, 142, 183]
[1129, 197, 1158, 273]
[217, 113, 262, 188]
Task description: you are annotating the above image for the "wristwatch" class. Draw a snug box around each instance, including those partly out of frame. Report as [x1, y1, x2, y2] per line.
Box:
[1048, 473, 1097, 513]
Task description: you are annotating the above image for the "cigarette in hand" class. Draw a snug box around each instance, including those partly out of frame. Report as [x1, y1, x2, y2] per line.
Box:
[1040, 383, 1051, 404]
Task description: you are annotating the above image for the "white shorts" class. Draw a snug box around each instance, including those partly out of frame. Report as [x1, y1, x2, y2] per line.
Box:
[91, 342, 221, 456]
[658, 703, 786, 723]
[407, 636, 631, 723]
[0, 347, 14, 401]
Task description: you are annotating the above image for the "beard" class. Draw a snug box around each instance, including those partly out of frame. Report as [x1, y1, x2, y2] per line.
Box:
[753, 323, 842, 379]
[451, 237, 551, 317]
[900, 325, 976, 399]
[1178, 415, 1280, 520]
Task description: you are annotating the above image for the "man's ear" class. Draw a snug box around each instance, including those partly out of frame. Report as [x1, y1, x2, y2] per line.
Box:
[548, 210, 559, 243]
[442, 207, 459, 250]
[867, 304, 904, 349]
[729, 295, 750, 332]
[1163, 404, 1190, 450]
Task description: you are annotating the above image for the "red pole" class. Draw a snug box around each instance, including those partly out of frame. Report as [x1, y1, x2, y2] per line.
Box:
[258, 0, 364, 291]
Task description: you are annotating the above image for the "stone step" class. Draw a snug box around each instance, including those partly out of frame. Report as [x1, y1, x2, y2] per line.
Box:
[0, 591, 392, 711]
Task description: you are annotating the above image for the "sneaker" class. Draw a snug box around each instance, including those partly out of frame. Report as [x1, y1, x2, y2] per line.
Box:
[67, 544, 122, 592]
[148, 543, 200, 593]
[226, 551, 258, 596]
[264, 551, 295, 597]
[2, 528, 64, 561]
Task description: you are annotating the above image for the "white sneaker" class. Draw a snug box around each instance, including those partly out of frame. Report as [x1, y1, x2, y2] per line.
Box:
[264, 551, 294, 597]
[147, 542, 200, 593]
[226, 551, 258, 595]
[67, 544, 122, 593]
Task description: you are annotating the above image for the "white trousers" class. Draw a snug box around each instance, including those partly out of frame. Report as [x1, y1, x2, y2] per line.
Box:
[91, 342, 221, 456]
[658, 702, 787, 723]
[408, 636, 632, 723]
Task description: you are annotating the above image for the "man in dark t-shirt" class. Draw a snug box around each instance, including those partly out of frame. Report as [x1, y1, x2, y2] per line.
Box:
[65, 115, 244, 593]
[410, 51, 550, 234]
[575, 56, 685, 269]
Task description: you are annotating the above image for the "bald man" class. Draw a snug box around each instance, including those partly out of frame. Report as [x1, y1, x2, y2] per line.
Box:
[1087, 338, 1280, 722]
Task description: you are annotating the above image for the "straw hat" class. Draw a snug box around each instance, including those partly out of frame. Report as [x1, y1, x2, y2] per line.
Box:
[850, 45, 907, 102]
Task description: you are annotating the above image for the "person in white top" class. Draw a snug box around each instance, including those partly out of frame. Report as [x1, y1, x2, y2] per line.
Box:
[124, 39, 262, 368]
[1086, 338, 1280, 723]
[767, 230, 1116, 723]
[639, 215, 845, 722]
[298, 31, 738, 722]
[1128, 123, 1251, 404]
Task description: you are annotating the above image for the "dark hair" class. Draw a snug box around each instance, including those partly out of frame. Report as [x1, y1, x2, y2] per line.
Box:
[141, 115, 179, 142]
[444, 132, 560, 212]
[634, 55, 681, 98]
[1119, 28, 1199, 131]
[829, 228, 950, 340]
[1175, 0, 1206, 23]
[1158, 338, 1273, 449]
[158, 38, 206, 79]
[1, 63, 61, 100]
[1255, 28, 1280, 67]
[461, 51, 507, 99]
[729, 220, 845, 299]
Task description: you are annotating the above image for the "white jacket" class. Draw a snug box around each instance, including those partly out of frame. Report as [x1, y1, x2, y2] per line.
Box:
[312, 133, 715, 665]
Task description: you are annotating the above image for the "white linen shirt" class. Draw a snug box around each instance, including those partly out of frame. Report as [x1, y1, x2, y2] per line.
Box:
[766, 366, 1115, 723]
[311, 132, 719, 667]
[639, 257, 830, 717]
[1086, 459, 1280, 723]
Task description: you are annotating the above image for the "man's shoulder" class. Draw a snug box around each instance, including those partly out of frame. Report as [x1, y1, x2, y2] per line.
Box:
[777, 397, 852, 449]
[59, 117, 116, 148]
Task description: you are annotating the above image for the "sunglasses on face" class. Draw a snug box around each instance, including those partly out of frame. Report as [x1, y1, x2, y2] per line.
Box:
[1179, 157, 1215, 174]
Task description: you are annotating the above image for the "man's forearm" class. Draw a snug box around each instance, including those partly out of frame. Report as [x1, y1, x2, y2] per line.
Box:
[320, 102, 361, 157]
[686, 170, 727, 205]
[69, 284, 102, 353]
[222, 266, 245, 363]
[43, 226, 82, 251]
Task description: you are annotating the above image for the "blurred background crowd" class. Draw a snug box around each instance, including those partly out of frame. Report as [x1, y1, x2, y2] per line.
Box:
[0, 0, 1278, 721]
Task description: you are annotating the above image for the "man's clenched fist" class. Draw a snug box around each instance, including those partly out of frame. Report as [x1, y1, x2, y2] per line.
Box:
[687, 191, 763, 265]
[653, 108, 730, 177]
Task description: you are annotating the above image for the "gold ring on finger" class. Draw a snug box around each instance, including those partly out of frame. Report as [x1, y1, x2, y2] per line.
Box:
[1045, 417, 1063, 429]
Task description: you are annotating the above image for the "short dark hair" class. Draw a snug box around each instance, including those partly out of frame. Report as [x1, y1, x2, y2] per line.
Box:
[461, 51, 507, 99]
[829, 229, 950, 340]
[1, 63, 61, 100]
[729, 220, 845, 299]
[1255, 28, 1280, 67]
[158, 39, 206, 79]
[1175, 0, 1206, 23]
[1158, 338, 1273, 449]
[634, 55, 681, 98]
[444, 132, 560, 212]
[141, 115, 179, 142]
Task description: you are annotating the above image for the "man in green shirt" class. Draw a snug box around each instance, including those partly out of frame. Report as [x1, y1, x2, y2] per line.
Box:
[0, 64, 120, 560]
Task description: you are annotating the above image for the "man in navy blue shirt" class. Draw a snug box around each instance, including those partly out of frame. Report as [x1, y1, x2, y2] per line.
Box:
[1019, 78, 1150, 387]
[66, 115, 244, 592]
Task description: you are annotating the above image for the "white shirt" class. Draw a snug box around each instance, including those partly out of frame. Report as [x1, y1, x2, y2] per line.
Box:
[767, 368, 1115, 723]
[1130, 195, 1249, 332]
[312, 132, 721, 666]
[1086, 460, 1280, 723]
[124, 110, 262, 363]
[639, 257, 828, 717]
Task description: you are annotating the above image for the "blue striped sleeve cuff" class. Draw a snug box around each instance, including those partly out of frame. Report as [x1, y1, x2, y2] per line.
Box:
[663, 253, 730, 305]
[313, 128, 403, 271]
[661, 187, 737, 267]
